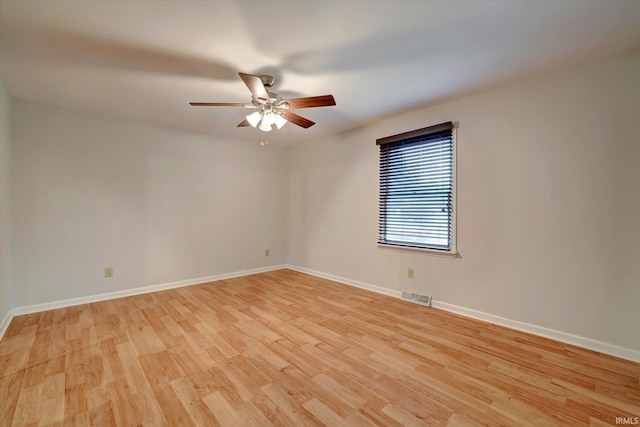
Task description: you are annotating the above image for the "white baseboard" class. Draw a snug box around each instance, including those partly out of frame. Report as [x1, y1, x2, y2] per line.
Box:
[431, 301, 640, 363]
[0, 310, 12, 341]
[285, 264, 639, 363]
[0, 264, 286, 340]
[285, 265, 403, 299]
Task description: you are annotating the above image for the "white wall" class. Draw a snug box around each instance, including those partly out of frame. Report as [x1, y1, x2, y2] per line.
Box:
[0, 79, 12, 323]
[286, 53, 640, 352]
[11, 100, 286, 307]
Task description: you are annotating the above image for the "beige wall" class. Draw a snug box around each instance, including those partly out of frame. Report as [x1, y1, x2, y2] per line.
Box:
[10, 100, 287, 307]
[286, 53, 640, 351]
[0, 79, 12, 323]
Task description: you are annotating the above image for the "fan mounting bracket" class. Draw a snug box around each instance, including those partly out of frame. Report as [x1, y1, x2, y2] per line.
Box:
[259, 75, 276, 88]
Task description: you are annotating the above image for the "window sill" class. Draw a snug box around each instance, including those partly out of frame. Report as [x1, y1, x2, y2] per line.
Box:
[377, 244, 460, 258]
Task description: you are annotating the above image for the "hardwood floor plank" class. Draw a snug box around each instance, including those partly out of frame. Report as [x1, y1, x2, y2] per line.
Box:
[268, 339, 325, 378]
[260, 382, 323, 426]
[202, 391, 244, 427]
[39, 373, 66, 425]
[205, 366, 244, 406]
[11, 382, 42, 426]
[303, 397, 349, 427]
[358, 403, 406, 427]
[99, 338, 125, 385]
[250, 390, 296, 427]
[115, 341, 149, 395]
[170, 377, 218, 427]
[151, 382, 193, 426]
[125, 324, 166, 356]
[138, 350, 184, 386]
[0, 269, 638, 426]
[21, 356, 64, 389]
[0, 332, 35, 376]
[0, 369, 24, 423]
[312, 372, 366, 410]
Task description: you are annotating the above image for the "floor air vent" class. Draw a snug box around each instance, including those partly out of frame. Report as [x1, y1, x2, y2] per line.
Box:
[401, 291, 432, 307]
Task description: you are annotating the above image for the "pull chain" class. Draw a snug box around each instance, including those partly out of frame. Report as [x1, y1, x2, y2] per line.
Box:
[260, 130, 269, 146]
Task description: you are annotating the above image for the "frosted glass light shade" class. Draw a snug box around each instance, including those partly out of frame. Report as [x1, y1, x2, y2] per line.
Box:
[246, 111, 262, 127]
[273, 114, 287, 129]
[259, 111, 275, 131]
[259, 121, 272, 132]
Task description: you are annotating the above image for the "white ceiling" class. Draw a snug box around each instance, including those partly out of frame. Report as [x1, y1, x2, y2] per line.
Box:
[1, 0, 639, 145]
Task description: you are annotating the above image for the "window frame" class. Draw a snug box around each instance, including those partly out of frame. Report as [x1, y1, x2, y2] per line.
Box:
[376, 121, 457, 256]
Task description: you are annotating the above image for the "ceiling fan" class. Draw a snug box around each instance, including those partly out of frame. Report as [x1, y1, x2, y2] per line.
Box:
[190, 73, 336, 132]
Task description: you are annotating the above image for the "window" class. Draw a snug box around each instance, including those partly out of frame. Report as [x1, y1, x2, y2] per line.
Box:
[377, 121, 455, 252]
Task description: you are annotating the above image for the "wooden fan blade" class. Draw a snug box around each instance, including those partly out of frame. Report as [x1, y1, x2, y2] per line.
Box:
[190, 102, 247, 107]
[237, 119, 250, 127]
[282, 111, 315, 128]
[239, 72, 269, 100]
[283, 95, 336, 109]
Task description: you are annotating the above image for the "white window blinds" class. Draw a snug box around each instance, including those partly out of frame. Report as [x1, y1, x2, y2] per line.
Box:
[377, 122, 454, 251]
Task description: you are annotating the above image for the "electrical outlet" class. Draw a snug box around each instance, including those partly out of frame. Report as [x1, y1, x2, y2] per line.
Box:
[408, 268, 414, 279]
[265, 249, 270, 256]
[105, 267, 113, 278]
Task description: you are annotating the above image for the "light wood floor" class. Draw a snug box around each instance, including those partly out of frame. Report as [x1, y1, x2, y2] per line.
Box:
[1, 269, 638, 426]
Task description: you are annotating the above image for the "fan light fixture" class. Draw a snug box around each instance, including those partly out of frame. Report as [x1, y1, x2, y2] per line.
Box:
[246, 110, 287, 132]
